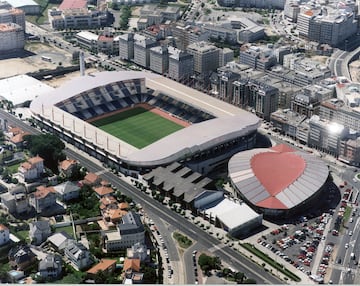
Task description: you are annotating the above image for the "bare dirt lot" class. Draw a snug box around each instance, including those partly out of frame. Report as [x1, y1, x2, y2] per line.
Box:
[0, 42, 73, 79]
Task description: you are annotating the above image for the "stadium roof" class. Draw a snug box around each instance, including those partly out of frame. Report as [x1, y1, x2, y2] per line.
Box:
[228, 144, 329, 210]
[126, 115, 260, 166]
[204, 198, 261, 230]
[0, 75, 53, 106]
[30, 71, 260, 168]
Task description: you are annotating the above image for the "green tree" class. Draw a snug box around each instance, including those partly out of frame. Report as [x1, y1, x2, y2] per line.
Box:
[142, 266, 157, 283]
[24, 134, 66, 173]
[234, 271, 245, 283]
[198, 254, 221, 272]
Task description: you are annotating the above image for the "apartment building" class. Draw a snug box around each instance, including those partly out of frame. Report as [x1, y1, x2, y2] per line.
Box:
[102, 212, 145, 252]
[168, 47, 194, 81]
[297, 6, 357, 46]
[0, 22, 24, 53]
[186, 41, 220, 74]
[150, 45, 169, 74]
[0, 8, 25, 30]
[119, 32, 135, 60]
[48, 7, 110, 30]
[133, 35, 157, 68]
[308, 115, 349, 156]
[239, 45, 276, 71]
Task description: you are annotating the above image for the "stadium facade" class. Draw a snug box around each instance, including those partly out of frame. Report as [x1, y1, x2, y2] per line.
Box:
[30, 71, 260, 175]
[228, 144, 329, 218]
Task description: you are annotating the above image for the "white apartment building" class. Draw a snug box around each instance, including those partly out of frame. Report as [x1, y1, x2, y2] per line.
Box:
[168, 47, 194, 81]
[0, 22, 24, 53]
[103, 212, 145, 252]
[297, 6, 357, 46]
[0, 8, 25, 30]
[48, 7, 108, 30]
[119, 32, 135, 60]
[284, 0, 300, 22]
[133, 35, 157, 68]
[150, 45, 168, 74]
[186, 41, 220, 74]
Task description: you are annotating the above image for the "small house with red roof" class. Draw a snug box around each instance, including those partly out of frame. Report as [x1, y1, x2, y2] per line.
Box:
[28, 185, 56, 213]
[58, 158, 79, 178]
[83, 172, 102, 186]
[18, 155, 44, 182]
[86, 259, 117, 277]
[93, 185, 114, 198]
[122, 258, 143, 283]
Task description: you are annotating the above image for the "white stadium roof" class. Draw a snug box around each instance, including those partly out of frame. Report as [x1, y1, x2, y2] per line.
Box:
[30, 71, 261, 168]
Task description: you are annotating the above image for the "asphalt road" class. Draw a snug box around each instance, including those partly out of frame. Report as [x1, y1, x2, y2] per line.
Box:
[1, 109, 283, 284]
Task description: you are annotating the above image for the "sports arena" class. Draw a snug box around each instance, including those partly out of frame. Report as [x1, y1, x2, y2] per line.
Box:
[228, 144, 330, 218]
[30, 71, 260, 175]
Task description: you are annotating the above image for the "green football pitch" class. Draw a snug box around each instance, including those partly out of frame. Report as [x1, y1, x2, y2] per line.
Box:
[91, 107, 184, 149]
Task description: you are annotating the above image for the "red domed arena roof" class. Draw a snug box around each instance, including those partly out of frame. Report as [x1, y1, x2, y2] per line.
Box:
[228, 144, 329, 210]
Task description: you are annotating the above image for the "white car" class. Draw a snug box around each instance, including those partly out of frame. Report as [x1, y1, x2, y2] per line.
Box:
[349, 231, 353, 236]
[345, 243, 349, 249]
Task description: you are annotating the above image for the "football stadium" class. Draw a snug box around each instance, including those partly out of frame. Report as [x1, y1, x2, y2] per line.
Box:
[228, 144, 330, 217]
[30, 71, 260, 175]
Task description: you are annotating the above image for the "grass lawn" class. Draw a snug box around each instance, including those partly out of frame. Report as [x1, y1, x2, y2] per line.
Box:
[55, 225, 75, 238]
[91, 107, 184, 149]
[16, 230, 30, 243]
[7, 162, 21, 174]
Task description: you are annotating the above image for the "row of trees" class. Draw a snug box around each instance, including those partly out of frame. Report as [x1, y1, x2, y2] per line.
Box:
[198, 253, 257, 283]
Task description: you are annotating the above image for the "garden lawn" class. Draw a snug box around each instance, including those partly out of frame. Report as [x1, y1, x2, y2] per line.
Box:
[91, 107, 184, 149]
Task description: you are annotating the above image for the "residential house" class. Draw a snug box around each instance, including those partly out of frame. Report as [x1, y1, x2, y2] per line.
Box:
[8, 244, 37, 271]
[102, 205, 128, 226]
[58, 159, 78, 178]
[47, 232, 72, 251]
[0, 187, 29, 215]
[9, 131, 30, 149]
[123, 258, 143, 284]
[93, 185, 114, 198]
[29, 220, 51, 245]
[28, 185, 56, 213]
[127, 243, 149, 262]
[102, 212, 145, 252]
[82, 172, 101, 186]
[38, 254, 62, 280]
[64, 239, 93, 271]
[54, 181, 80, 201]
[0, 224, 10, 246]
[18, 155, 44, 182]
[86, 259, 117, 278]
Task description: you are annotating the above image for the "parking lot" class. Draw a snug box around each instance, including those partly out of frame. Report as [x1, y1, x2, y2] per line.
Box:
[257, 211, 334, 279]
[0, 42, 72, 79]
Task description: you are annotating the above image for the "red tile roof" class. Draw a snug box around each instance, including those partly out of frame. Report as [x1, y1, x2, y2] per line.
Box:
[94, 186, 114, 197]
[59, 159, 77, 171]
[59, 0, 87, 10]
[87, 259, 117, 275]
[123, 258, 140, 272]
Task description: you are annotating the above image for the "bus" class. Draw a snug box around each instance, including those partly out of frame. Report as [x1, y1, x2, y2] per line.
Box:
[41, 56, 52, 62]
